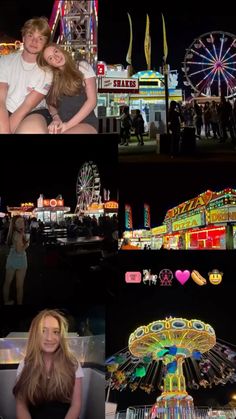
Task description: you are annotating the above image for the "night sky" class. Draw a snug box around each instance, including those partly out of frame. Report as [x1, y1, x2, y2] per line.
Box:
[0, 303, 105, 337]
[98, 2, 236, 89]
[0, 135, 118, 213]
[0, 1, 54, 40]
[119, 159, 236, 231]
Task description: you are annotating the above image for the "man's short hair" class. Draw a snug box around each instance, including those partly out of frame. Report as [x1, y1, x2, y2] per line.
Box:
[21, 17, 51, 44]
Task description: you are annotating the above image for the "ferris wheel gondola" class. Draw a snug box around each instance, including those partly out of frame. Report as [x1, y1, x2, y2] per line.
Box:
[183, 31, 236, 99]
[75, 161, 101, 215]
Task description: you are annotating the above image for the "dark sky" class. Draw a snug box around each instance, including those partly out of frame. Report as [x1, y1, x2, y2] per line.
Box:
[0, 1, 54, 39]
[119, 159, 236, 230]
[98, 2, 236, 89]
[0, 303, 105, 337]
[0, 135, 118, 213]
[106, 249, 236, 408]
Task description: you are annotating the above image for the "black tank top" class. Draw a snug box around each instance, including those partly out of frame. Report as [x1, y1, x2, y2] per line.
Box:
[29, 400, 70, 419]
[58, 89, 98, 130]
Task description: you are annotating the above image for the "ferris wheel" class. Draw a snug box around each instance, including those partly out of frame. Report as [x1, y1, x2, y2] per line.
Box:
[75, 161, 101, 214]
[183, 31, 236, 99]
[49, 0, 98, 67]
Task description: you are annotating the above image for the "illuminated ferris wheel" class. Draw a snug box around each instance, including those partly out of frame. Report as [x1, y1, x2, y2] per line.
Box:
[49, 0, 98, 67]
[75, 161, 101, 215]
[183, 31, 236, 99]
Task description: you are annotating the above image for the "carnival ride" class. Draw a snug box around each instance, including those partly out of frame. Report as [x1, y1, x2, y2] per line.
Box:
[106, 317, 236, 418]
[75, 161, 101, 215]
[183, 31, 236, 99]
[49, 0, 98, 67]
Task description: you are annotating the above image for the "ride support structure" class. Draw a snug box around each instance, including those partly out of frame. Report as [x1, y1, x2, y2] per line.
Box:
[49, 0, 98, 67]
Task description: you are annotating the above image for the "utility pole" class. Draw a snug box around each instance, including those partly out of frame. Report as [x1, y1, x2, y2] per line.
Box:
[163, 61, 169, 134]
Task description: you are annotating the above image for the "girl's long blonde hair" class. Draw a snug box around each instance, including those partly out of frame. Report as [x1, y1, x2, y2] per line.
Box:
[37, 43, 84, 107]
[13, 309, 78, 405]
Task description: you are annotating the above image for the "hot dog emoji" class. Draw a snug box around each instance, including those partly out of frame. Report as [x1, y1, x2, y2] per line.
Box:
[191, 270, 207, 286]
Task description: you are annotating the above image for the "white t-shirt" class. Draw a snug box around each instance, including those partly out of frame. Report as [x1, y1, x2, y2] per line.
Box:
[16, 358, 84, 379]
[78, 61, 96, 79]
[0, 52, 53, 113]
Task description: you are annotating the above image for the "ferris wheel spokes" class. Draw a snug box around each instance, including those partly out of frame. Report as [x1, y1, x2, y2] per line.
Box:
[210, 34, 219, 61]
[199, 39, 216, 62]
[220, 69, 235, 95]
[220, 38, 236, 63]
[183, 31, 236, 98]
[190, 48, 214, 63]
[187, 66, 215, 79]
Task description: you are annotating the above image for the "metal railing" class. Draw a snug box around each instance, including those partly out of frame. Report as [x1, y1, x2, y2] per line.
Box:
[114, 405, 236, 419]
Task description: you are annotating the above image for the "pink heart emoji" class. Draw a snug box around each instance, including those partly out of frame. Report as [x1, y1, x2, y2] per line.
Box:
[175, 270, 190, 285]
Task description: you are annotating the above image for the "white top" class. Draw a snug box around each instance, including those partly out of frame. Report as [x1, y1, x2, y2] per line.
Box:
[0, 52, 53, 113]
[16, 358, 84, 379]
[78, 60, 96, 79]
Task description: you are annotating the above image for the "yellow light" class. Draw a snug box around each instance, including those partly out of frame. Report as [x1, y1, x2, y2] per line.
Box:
[232, 394, 236, 401]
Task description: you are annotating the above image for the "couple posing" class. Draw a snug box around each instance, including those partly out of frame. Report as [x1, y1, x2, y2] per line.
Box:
[0, 17, 97, 134]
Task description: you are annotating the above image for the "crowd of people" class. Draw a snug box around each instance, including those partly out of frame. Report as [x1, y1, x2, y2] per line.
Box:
[120, 106, 145, 146]
[181, 96, 236, 143]
[119, 95, 236, 153]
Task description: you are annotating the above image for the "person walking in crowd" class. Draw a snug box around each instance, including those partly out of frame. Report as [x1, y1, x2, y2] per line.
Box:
[193, 102, 203, 138]
[29, 217, 39, 245]
[203, 101, 212, 138]
[132, 109, 145, 145]
[3, 216, 29, 305]
[13, 309, 83, 419]
[218, 94, 235, 143]
[0, 17, 53, 134]
[168, 100, 182, 155]
[37, 43, 98, 134]
[120, 106, 132, 145]
[210, 101, 220, 139]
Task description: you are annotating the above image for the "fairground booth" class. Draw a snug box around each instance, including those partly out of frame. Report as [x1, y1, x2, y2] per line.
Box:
[97, 62, 182, 135]
[123, 189, 236, 250]
[151, 188, 236, 250]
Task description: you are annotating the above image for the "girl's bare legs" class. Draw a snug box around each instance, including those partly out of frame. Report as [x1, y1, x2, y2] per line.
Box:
[15, 268, 27, 305]
[3, 268, 15, 304]
[15, 114, 49, 134]
[63, 123, 97, 134]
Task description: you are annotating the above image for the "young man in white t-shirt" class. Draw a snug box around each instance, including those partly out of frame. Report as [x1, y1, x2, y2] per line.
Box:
[0, 17, 53, 134]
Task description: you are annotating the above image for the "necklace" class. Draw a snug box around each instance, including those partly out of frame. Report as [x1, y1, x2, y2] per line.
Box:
[20, 56, 37, 72]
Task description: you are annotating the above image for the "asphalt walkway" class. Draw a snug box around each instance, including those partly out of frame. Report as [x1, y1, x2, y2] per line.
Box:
[119, 135, 236, 162]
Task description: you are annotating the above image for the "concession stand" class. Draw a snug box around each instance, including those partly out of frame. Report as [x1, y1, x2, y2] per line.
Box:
[33, 194, 70, 225]
[151, 188, 236, 250]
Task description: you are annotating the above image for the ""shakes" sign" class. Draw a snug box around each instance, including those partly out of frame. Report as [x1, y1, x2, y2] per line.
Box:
[98, 78, 139, 93]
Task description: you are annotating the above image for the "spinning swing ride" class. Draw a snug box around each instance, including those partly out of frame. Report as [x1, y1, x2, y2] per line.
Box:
[106, 317, 236, 418]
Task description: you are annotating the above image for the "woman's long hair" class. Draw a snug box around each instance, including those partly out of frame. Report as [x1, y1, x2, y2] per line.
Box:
[6, 216, 24, 247]
[37, 43, 84, 107]
[13, 309, 78, 405]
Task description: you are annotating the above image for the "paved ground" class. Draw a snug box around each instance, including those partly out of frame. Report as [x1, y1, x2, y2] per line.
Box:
[118, 135, 236, 162]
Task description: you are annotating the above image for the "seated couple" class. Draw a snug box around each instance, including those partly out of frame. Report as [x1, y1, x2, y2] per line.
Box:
[0, 17, 97, 134]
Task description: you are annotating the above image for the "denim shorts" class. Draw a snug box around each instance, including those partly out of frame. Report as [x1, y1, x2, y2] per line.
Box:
[8, 108, 52, 126]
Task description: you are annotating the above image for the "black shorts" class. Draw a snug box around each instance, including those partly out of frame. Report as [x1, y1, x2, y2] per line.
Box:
[8, 108, 52, 126]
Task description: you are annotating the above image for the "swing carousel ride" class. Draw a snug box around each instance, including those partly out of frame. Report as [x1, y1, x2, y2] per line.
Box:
[106, 317, 236, 418]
